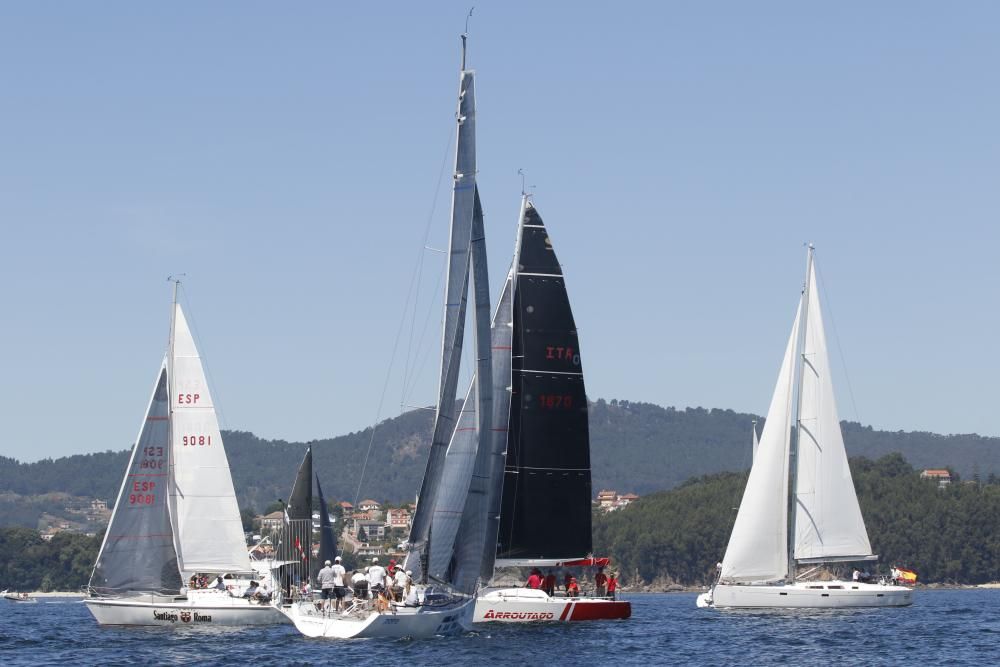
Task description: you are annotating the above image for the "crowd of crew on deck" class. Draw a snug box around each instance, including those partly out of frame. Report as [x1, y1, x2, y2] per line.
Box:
[524, 567, 619, 600]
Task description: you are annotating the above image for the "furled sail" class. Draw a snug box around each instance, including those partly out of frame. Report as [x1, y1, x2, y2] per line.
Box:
[496, 201, 592, 563]
[90, 362, 181, 594]
[169, 304, 251, 575]
[793, 262, 874, 563]
[720, 302, 801, 583]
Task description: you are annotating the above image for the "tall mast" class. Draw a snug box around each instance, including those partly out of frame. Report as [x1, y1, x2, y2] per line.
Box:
[786, 244, 814, 581]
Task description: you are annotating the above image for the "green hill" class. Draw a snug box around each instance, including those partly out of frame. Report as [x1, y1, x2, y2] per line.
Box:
[1, 399, 998, 526]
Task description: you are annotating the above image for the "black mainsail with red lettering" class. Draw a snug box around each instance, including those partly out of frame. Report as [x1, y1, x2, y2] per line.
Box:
[495, 198, 592, 564]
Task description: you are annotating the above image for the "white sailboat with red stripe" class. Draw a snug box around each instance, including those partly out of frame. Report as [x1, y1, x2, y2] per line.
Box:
[471, 196, 630, 624]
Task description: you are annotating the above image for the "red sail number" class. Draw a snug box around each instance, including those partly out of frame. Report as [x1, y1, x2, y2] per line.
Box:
[538, 394, 573, 409]
[182, 435, 212, 446]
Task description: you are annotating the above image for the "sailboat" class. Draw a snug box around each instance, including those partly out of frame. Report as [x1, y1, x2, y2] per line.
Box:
[85, 282, 285, 626]
[697, 246, 913, 609]
[281, 30, 494, 639]
[471, 196, 631, 623]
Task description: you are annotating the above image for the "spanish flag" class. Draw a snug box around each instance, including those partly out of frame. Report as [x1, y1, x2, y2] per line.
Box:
[897, 568, 918, 584]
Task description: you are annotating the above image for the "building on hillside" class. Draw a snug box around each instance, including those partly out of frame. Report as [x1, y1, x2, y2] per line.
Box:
[358, 499, 382, 512]
[353, 519, 386, 541]
[617, 493, 639, 508]
[258, 511, 284, 531]
[920, 469, 952, 489]
[385, 508, 411, 529]
[339, 501, 354, 513]
[596, 490, 618, 509]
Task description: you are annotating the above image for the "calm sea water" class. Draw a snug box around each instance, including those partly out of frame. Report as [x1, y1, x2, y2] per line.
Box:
[2, 590, 998, 666]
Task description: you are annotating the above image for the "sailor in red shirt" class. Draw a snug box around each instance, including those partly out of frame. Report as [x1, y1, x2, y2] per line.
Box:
[566, 576, 580, 597]
[526, 568, 543, 589]
[606, 572, 619, 600]
[595, 567, 608, 597]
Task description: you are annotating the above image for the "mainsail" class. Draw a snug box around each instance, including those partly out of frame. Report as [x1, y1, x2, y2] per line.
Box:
[168, 303, 252, 576]
[496, 200, 593, 564]
[90, 362, 181, 594]
[406, 45, 494, 588]
[793, 261, 874, 563]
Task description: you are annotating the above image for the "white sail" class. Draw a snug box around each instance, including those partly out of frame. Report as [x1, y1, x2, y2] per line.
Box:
[793, 262, 873, 562]
[169, 304, 251, 575]
[720, 300, 801, 583]
[751, 421, 759, 463]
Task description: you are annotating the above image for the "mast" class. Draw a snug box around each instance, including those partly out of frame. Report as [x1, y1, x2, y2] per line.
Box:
[786, 244, 814, 582]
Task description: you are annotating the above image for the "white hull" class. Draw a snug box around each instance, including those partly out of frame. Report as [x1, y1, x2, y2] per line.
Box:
[700, 581, 913, 609]
[85, 590, 287, 626]
[283, 598, 473, 639]
[473, 588, 631, 623]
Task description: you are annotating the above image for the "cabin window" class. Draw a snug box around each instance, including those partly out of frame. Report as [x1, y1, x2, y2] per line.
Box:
[877, 594, 884, 597]
[821, 593, 829, 597]
[779, 592, 788, 596]
[827, 586, 843, 589]
[808, 585, 823, 589]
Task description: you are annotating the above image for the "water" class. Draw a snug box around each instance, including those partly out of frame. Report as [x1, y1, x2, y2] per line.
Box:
[2, 591, 998, 666]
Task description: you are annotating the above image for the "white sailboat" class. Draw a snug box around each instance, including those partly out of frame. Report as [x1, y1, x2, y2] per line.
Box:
[281, 30, 493, 639]
[471, 195, 631, 624]
[697, 246, 912, 609]
[85, 282, 284, 626]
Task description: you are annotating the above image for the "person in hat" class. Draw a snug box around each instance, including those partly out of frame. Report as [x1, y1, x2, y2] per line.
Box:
[367, 557, 388, 600]
[392, 561, 407, 602]
[351, 569, 369, 602]
[566, 576, 580, 598]
[212, 575, 227, 592]
[317, 559, 337, 612]
[331, 555, 348, 612]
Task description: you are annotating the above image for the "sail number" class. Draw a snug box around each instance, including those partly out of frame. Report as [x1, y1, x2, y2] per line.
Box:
[538, 394, 573, 409]
[182, 435, 212, 446]
[545, 346, 580, 365]
[129, 480, 157, 505]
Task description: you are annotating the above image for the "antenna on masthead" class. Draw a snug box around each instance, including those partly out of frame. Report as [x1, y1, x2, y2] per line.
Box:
[461, 7, 474, 70]
[166, 274, 186, 304]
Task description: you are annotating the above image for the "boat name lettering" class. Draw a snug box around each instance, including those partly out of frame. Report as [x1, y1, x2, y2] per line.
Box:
[153, 610, 179, 622]
[182, 434, 212, 446]
[482, 610, 555, 620]
[177, 393, 201, 405]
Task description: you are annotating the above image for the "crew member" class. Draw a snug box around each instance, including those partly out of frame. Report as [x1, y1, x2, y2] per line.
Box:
[543, 570, 556, 597]
[567, 576, 580, 597]
[607, 572, 618, 601]
[595, 567, 608, 597]
[526, 568, 543, 589]
[318, 560, 337, 612]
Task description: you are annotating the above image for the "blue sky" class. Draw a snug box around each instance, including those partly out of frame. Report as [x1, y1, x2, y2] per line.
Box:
[2, 2, 998, 460]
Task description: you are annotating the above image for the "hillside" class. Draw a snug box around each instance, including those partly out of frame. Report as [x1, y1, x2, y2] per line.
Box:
[1, 399, 998, 527]
[593, 453, 1000, 586]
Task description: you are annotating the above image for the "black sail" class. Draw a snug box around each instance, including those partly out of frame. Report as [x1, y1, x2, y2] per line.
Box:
[280, 447, 313, 590]
[315, 475, 337, 566]
[496, 202, 593, 562]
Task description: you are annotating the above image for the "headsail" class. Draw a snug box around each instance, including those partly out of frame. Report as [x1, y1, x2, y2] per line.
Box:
[90, 361, 181, 594]
[793, 260, 874, 563]
[719, 302, 800, 583]
[496, 201, 592, 564]
[168, 303, 251, 575]
[316, 475, 337, 567]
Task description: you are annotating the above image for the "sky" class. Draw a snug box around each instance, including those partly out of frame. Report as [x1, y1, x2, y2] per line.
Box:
[1, 2, 998, 461]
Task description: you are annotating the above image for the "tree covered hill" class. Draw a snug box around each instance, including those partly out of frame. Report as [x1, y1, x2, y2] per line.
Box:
[593, 453, 1000, 586]
[1, 399, 998, 523]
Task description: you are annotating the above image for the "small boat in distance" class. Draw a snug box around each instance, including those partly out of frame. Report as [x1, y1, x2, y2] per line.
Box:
[84, 281, 285, 626]
[698, 246, 912, 609]
[2, 590, 37, 603]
